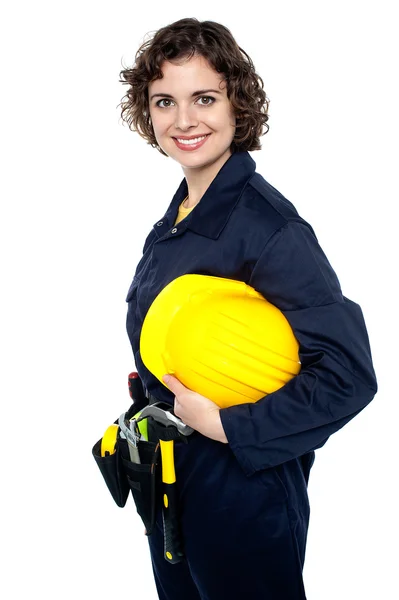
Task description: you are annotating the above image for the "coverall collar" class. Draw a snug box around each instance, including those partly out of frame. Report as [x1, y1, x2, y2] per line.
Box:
[153, 150, 256, 240]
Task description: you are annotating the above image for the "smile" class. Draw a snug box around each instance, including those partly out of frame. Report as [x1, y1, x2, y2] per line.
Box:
[173, 134, 211, 151]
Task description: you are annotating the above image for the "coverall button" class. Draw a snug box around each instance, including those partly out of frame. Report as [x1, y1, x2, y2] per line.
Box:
[157, 221, 163, 226]
[171, 228, 177, 234]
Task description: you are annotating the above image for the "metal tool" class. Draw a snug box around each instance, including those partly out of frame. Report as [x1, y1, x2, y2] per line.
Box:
[118, 413, 141, 464]
[135, 403, 194, 436]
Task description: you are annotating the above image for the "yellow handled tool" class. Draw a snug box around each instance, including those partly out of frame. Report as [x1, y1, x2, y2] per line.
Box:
[158, 435, 182, 563]
[101, 424, 119, 457]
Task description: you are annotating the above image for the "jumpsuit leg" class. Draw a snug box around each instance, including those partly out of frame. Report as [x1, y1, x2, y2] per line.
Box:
[148, 509, 202, 600]
[147, 433, 310, 600]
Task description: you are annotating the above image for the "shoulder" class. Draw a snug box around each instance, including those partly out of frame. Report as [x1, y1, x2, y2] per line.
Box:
[239, 171, 317, 239]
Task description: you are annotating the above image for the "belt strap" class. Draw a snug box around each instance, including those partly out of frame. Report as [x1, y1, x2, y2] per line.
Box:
[146, 390, 175, 409]
[148, 393, 162, 406]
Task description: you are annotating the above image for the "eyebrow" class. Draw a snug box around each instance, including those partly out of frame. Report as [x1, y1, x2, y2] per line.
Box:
[150, 89, 223, 101]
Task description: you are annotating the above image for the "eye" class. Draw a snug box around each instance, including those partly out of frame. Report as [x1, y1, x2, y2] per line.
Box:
[196, 96, 215, 106]
[156, 98, 174, 108]
[155, 96, 215, 108]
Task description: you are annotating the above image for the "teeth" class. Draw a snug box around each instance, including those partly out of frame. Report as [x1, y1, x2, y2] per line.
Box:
[177, 135, 208, 145]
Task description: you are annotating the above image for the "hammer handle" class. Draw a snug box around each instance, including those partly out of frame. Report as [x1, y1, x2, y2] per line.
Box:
[159, 439, 184, 563]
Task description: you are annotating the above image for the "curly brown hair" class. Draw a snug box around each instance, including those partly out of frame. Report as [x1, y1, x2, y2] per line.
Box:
[118, 18, 270, 156]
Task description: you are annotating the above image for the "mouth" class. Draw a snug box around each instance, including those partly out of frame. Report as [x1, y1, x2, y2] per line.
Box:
[172, 133, 212, 151]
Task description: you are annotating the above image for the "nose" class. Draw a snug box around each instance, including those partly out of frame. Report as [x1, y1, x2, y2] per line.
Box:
[175, 103, 199, 131]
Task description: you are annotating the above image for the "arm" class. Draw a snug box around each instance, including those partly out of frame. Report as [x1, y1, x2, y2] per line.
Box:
[219, 221, 378, 475]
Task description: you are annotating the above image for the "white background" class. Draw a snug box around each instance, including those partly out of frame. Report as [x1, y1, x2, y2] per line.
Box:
[1, 1, 397, 598]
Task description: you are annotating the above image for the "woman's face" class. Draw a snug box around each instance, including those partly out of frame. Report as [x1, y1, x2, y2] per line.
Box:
[148, 54, 236, 171]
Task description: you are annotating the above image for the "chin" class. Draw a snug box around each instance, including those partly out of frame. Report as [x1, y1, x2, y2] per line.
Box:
[168, 145, 232, 170]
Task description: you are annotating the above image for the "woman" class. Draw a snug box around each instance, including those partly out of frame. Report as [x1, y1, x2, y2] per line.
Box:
[119, 18, 377, 600]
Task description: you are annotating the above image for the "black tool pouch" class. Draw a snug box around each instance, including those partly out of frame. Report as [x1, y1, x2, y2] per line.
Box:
[92, 436, 130, 508]
[92, 428, 162, 535]
[119, 436, 161, 536]
[91, 392, 150, 509]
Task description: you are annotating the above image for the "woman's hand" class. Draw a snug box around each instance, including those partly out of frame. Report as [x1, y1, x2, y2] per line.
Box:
[162, 374, 228, 444]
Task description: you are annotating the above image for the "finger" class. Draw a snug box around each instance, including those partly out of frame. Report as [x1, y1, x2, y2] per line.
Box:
[163, 374, 185, 394]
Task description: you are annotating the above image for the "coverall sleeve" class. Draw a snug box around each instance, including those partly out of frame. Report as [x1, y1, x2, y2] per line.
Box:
[219, 221, 378, 475]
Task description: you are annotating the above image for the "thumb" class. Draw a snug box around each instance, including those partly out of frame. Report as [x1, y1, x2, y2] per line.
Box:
[162, 374, 185, 394]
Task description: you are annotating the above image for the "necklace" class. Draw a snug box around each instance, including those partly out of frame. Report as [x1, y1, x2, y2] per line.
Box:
[182, 195, 189, 208]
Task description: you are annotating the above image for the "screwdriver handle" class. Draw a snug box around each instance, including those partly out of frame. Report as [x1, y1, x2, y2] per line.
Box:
[126, 371, 149, 418]
[128, 371, 146, 402]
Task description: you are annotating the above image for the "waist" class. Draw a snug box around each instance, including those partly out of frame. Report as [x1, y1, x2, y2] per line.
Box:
[145, 390, 196, 443]
[146, 391, 169, 406]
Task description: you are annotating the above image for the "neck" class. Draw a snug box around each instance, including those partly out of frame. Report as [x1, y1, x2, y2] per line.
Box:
[181, 149, 232, 208]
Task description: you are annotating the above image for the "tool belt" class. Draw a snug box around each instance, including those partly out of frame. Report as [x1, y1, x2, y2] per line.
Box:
[92, 381, 191, 538]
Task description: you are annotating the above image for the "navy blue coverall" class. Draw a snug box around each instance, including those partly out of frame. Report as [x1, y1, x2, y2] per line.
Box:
[126, 151, 378, 599]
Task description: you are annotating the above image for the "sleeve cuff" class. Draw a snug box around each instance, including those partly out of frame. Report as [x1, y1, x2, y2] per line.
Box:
[219, 406, 256, 477]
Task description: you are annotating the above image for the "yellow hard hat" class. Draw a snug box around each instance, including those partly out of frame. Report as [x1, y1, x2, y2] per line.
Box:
[140, 274, 300, 408]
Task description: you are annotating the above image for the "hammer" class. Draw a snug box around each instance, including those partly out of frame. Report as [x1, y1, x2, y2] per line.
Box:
[136, 402, 194, 564]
